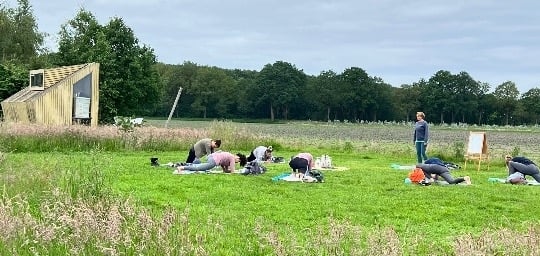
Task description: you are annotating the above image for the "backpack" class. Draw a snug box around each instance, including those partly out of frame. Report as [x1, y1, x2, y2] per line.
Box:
[408, 168, 426, 184]
[307, 170, 324, 182]
[424, 157, 446, 167]
[241, 161, 267, 175]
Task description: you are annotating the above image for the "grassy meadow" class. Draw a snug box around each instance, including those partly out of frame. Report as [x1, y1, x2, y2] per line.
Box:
[1, 120, 540, 255]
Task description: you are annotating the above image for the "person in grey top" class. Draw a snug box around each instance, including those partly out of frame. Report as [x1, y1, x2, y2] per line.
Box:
[247, 146, 273, 163]
[185, 138, 221, 164]
[413, 111, 429, 163]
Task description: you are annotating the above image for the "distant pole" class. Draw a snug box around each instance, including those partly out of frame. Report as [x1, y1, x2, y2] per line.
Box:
[165, 87, 183, 128]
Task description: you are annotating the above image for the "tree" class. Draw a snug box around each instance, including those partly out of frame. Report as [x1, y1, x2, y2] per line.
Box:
[520, 88, 540, 124]
[0, 62, 27, 102]
[452, 72, 487, 123]
[422, 70, 455, 123]
[189, 66, 235, 118]
[340, 67, 372, 121]
[0, 0, 44, 64]
[256, 61, 307, 121]
[394, 83, 422, 121]
[307, 70, 341, 121]
[57, 10, 160, 122]
[493, 81, 520, 125]
[228, 69, 259, 118]
[366, 77, 394, 121]
[475, 82, 493, 125]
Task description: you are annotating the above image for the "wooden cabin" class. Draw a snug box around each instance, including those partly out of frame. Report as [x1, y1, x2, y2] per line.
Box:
[1, 63, 100, 126]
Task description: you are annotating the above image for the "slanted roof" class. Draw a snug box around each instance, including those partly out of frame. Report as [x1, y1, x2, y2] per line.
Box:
[2, 63, 90, 103]
[2, 87, 41, 102]
[44, 64, 86, 88]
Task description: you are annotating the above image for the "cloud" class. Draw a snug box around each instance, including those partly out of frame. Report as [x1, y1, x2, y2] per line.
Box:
[7, 0, 540, 91]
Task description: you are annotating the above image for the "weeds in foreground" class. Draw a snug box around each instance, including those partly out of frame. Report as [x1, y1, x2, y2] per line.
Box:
[1, 189, 539, 255]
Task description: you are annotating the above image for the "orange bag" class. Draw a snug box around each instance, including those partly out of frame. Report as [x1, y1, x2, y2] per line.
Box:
[408, 168, 425, 184]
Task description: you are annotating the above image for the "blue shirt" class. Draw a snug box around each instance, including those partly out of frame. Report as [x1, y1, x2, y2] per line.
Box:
[414, 120, 429, 143]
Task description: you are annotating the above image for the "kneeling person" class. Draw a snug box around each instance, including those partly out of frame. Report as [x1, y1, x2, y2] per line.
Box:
[505, 155, 540, 183]
[247, 145, 273, 163]
[289, 153, 314, 178]
[186, 138, 221, 164]
[416, 163, 471, 185]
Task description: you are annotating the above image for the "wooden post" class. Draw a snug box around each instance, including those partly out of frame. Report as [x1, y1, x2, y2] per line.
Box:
[165, 87, 183, 128]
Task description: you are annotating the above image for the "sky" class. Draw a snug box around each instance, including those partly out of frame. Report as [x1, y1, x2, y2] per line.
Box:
[4, 0, 540, 92]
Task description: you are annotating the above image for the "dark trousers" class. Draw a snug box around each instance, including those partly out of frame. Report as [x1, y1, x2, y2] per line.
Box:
[289, 157, 309, 174]
[415, 141, 428, 163]
[417, 164, 465, 184]
[185, 147, 196, 163]
[508, 162, 540, 182]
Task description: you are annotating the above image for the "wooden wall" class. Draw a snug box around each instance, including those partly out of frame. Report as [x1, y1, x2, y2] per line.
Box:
[1, 63, 100, 126]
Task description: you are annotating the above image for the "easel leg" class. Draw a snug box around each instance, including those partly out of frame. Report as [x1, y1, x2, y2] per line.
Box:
[477, 159, 481, 171]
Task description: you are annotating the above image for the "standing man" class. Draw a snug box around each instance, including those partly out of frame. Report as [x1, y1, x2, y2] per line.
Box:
[186, 138, 221, 164]
[413, 111, 429, 163]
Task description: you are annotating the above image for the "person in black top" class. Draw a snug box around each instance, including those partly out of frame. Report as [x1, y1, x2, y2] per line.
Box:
[505, 155, 540, 182]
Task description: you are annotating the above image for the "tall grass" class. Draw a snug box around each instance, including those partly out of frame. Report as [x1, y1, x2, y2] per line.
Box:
[0, 121, 528, 163]
[1, 186, 540, 255]
[2, 121, 540, 254]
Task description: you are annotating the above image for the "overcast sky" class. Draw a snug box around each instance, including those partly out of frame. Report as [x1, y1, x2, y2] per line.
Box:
[5, 0, 540, 92]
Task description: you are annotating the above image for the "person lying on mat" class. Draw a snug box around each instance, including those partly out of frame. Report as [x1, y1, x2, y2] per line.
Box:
[176, 151, 247, 174]
[289, 153, 314, 178]
[185, 138, 221, 164]
[505, 155, 540, 183]
[416, 163, 471, 185]
[247, 145, 273, 163]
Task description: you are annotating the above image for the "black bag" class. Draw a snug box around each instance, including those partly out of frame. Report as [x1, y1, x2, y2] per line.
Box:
[272, 156, 285, 163]
[241, 161, 267, 175]
[307, 170, 324, 182]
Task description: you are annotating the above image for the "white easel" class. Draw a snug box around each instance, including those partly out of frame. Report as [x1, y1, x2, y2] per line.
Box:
[464, 131, 489, 171]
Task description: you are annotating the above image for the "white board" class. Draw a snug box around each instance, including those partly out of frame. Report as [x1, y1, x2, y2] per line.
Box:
[74, 97, 91, 118]
[467, 132, 486, 155]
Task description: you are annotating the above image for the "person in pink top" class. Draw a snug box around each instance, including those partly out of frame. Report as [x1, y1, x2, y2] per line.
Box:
[289, 153, 314, 176]
[175, 151, 247, 173]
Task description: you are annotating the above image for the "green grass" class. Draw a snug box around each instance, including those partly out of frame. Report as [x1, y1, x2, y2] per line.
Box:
[2, 120, 540, 254]
[2, 148, 539, 254]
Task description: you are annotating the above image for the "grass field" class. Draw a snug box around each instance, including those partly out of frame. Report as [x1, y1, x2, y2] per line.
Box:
[1, 120, 540, 255]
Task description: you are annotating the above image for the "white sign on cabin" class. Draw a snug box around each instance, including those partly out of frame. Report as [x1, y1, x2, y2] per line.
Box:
[74, 97, 91, 119]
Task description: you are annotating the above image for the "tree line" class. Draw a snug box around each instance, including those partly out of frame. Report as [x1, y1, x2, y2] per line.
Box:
[1, 1, 539, 125]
